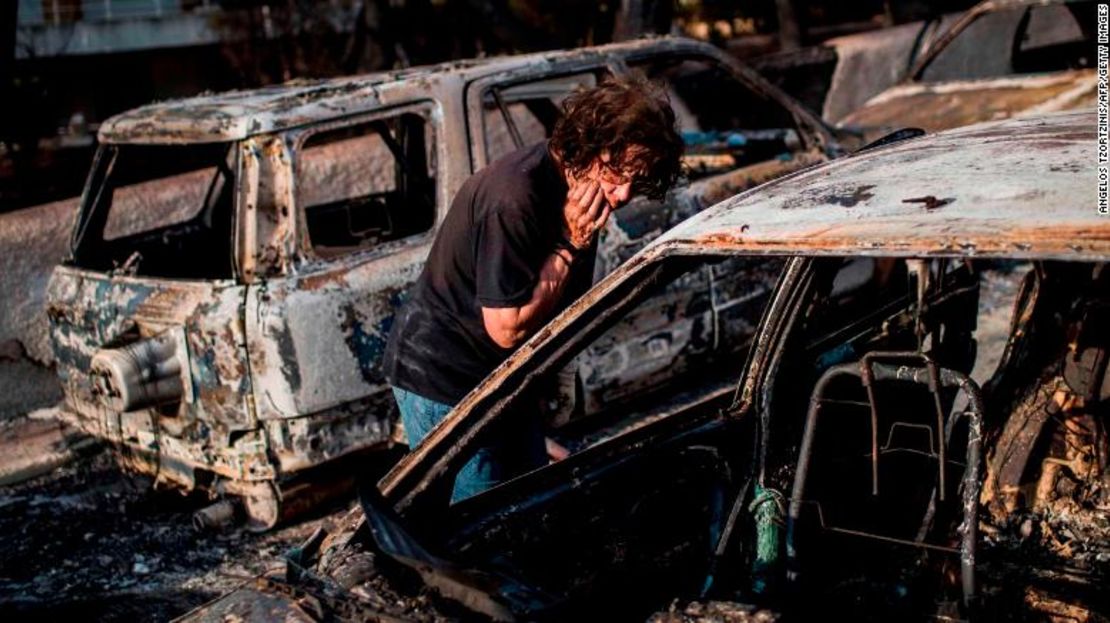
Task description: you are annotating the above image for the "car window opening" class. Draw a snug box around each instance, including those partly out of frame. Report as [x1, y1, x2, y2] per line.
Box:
[628, 56, 803, 180]
[71, 142, 238, 280]
[919, 2, 1096, 83]
[482, 71, 605, 164]
[300, 111, 437, 260]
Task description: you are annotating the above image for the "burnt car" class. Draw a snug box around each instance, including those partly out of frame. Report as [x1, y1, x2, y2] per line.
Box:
[839, 0, 1096, 140]
[184, 112, 1108, 621]
[44, 37, 844, 528]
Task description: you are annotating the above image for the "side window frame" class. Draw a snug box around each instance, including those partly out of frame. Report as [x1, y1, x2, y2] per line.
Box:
[904, 3, 1095, 82]
[464, 62, 619, 171]
[620, 50, 816, 152]
[289, 100, 439, 266]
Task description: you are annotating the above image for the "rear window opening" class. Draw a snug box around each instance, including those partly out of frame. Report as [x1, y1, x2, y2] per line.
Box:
[71, 142, 237, 280]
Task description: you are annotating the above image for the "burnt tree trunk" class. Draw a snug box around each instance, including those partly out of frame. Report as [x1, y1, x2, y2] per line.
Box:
[1, 0, 20, 152]
[613, 0, 644, 41]
[613, 0, 673, 41]
[775, 0, 801, 50]
[881, 0, 896, 28]
[1, 1, 16, 97]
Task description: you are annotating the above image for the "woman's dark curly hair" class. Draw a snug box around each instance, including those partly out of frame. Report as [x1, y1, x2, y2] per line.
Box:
[550, 76, 683, 201]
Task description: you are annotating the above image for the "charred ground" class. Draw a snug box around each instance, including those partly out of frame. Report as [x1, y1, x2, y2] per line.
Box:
[0, 450, 346, 621]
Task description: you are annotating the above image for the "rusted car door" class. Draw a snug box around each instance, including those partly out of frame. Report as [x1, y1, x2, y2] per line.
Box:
[243, 103, 441, 476]
[47, 142, 260, 487]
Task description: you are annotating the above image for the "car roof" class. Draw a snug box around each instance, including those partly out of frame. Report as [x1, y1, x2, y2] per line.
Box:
[98, 37, 712, 144]
[652, 111, 1108, 262]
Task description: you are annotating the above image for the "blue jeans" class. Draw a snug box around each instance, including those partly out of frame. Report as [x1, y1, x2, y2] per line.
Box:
[391, 386, 545, 503]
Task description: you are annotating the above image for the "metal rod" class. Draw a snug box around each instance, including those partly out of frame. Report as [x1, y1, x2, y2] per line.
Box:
[815, 398, 872, 408]
[881, 422, 937, 456]
[953, 382, 982, 608]
[859, 361, 880, 496]
[926, 358, 947, 501]
[701, 479, 752, 598]
[825, 526, 958, 554]
[786, 362, 858, 584]
[491, 89, 524, 150]
[798, 499, 960, 554]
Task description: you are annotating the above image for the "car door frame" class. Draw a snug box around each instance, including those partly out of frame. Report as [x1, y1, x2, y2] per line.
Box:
[379, 248, 810, 515]
[242, 100, 448, 475]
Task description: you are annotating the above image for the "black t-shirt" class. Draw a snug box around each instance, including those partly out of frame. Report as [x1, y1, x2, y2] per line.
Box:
[383, 142, 596, 405]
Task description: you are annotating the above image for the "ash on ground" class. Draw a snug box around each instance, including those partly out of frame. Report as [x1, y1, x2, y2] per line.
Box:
[0, 450, 352, 621]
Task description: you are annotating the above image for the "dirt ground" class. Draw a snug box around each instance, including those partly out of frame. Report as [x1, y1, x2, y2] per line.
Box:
[0, 266, 1028, 621]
